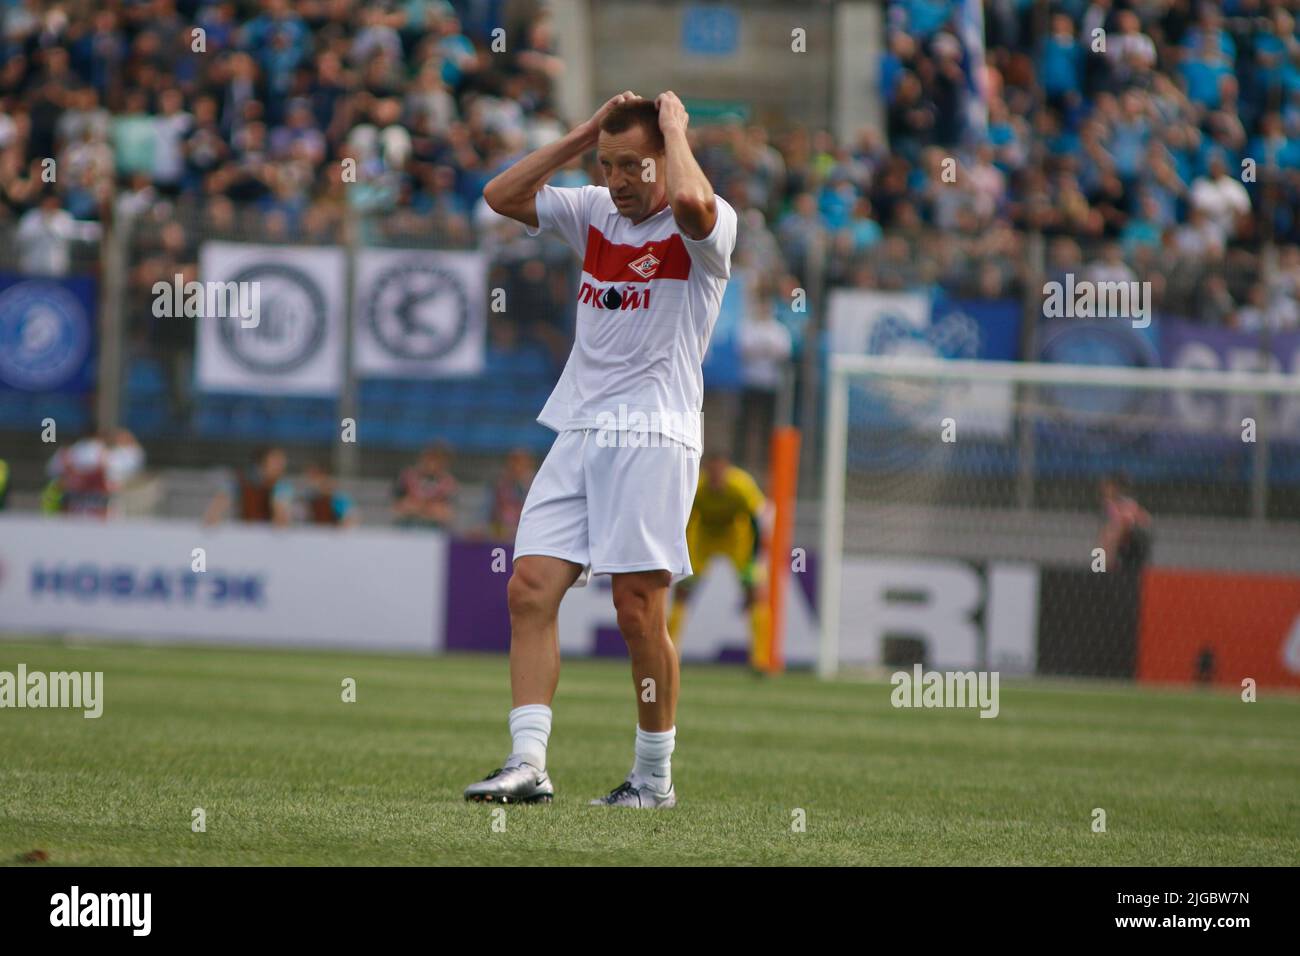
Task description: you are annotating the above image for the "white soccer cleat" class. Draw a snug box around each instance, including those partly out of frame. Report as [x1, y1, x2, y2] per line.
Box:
[463, 763, 554, 804]
[589, 777, 676, 809]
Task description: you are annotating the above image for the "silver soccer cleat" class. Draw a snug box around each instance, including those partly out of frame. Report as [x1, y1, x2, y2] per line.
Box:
[463, 763, 554, 804]
[589, 778, 676, 809]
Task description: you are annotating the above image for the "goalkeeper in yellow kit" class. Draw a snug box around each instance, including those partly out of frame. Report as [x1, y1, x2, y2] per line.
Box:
[668, 452, 772, 668]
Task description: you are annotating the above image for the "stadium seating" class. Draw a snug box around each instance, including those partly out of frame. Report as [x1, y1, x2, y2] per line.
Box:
[132, 340, 559, 453]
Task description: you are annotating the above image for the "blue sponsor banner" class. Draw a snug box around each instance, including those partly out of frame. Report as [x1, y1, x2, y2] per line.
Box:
[1035, 316, 1300, 481]
[682, 5, 740, 56]
[1035, 318, 1165, 476]
[829, 293, 1020, 360]
[0, 272, 97, 393]
[930, 297, 1021, 360]
[1038, 316, 1162, 369]
[830, 293, 1022, 445]
[1159, 316, 1300, 374]
[702, 267, 747, 390]
[1159, 317, 1300, 480]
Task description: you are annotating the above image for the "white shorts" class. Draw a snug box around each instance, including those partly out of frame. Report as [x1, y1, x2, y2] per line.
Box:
[514, 429, 701, 587]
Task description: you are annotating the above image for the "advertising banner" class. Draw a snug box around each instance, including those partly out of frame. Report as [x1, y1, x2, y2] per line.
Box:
[8, 517, 1297, 689]
[1160, 318, 1300, 438]
[353, 248, 487, 378]
[0, 516, 445, 651]
[196, 242, 345, 395]
[0, 272, 97, 393]
[444, 537, 1036, 673]
[1136, 568, 1300, 689]
[829, 290, 1018, 437]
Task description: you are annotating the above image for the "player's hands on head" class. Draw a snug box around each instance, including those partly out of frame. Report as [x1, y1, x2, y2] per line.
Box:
[587, 90, 638, 140]
[655, 91, 689, 135]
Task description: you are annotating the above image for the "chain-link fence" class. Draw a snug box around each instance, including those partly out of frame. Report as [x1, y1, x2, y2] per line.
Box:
[100, 198, 580, 478]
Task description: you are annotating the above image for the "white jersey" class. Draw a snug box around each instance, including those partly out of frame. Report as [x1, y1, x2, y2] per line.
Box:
[525, 184, 738, 451]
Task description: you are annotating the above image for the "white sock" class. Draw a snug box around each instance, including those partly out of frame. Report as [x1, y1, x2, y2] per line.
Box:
[631, 725, 675, 793]
[504, 704, 552, 771]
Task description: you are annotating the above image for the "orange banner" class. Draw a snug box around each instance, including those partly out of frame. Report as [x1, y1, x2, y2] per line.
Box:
[1137, 569, 1300, 689]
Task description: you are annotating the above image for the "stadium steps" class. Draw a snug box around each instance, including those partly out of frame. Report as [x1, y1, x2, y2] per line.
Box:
[120, 343, 560, 455]
[804, 503, 1300, 574]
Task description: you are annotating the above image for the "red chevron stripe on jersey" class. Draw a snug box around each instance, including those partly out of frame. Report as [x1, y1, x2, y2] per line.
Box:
[581, 226, 692, 283]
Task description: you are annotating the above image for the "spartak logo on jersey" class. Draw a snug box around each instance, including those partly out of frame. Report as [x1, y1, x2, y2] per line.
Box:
[627, 250, 661, 279]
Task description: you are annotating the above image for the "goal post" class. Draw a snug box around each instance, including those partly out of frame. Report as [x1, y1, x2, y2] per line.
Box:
[818, 353, 1300, 681]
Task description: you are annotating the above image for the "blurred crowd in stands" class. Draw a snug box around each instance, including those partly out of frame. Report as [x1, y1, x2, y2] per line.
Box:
[196, 440, 534, 534]
[41, 426, 145, 516]
[866, 0, 1300, 327]
[27, 422, 536, 532]
[4, 0, 1298, 330]
[2, 0, 1300, 495]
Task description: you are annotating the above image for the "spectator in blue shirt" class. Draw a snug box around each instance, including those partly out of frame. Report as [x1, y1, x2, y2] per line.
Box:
[1039, 15, 1083, 109]
[1180, 34, 1234, 109]
[302, 462, 357, 527]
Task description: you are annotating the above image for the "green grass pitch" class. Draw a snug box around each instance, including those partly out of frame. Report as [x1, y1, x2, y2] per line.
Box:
[1, 638, 1297, 866]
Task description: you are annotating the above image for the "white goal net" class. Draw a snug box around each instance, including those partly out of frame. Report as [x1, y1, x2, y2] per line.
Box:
[817, 355, 1300, 687]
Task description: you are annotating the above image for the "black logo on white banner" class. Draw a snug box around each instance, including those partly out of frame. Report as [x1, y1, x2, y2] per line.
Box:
[217, 264, 327, 374]
[365, 263, 470, 361]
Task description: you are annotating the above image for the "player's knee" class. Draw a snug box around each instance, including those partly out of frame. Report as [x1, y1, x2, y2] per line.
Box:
[612, 577, 667, 641]
[614, 592, 652, 641]
[507, 565, 555, 623]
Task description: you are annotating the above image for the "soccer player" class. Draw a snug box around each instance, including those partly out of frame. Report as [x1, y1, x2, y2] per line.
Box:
[462, 90, 737, 809]
[667, 452, 770, 669]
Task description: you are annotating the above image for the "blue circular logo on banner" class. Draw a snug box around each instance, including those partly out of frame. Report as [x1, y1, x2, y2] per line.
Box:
[0, 280, 92, 390]
[1037, 321, 1161, 449]
[1038, 321, 1159, 414]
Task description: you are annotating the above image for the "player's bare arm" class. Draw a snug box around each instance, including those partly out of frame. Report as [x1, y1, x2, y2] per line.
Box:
[655, 91, 718, 240]
[482, 90, 640, 227]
